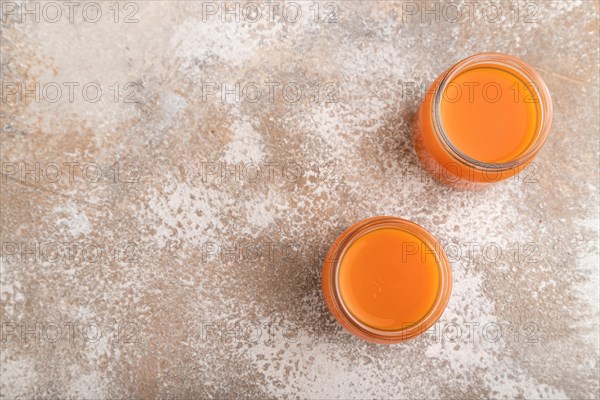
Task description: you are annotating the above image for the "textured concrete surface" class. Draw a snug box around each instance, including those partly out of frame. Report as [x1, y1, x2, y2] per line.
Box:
[1, 0, 599, 398]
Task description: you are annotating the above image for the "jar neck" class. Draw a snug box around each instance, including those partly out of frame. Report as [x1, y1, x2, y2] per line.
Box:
[431, 53, 553, 172]
[328, 217, 452, 342]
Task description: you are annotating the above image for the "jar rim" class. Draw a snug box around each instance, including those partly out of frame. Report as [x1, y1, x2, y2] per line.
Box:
[432, 52, 553, 171]
[323, 216, 452, 343]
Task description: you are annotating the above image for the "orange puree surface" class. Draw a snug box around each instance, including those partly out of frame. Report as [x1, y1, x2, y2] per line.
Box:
[439, 66, 539, 164]
[338, 228, 440, 331]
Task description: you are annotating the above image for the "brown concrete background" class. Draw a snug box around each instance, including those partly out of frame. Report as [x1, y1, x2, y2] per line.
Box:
[1, 0, 599, 398]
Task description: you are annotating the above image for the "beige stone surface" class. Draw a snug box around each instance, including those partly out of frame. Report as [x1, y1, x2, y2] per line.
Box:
[1, 0, 599, 398]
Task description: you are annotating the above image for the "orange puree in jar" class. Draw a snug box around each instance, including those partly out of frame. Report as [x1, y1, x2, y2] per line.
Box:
[439, 66, 539, 164]
[413, 53, 553, 189]
[338, 227, 440, 331]
[321, 216, 452, 344]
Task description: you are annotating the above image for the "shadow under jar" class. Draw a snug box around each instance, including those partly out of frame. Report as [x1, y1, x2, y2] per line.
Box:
[321, 216, 452, 344]
[413, 53, 553, 190]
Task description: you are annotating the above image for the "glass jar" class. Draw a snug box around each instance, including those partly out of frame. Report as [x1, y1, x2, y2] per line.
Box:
[321, 216, 452, 344]
[413, 53, 553, 189]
